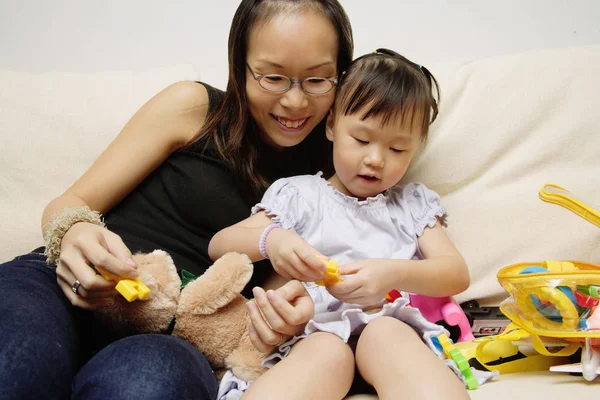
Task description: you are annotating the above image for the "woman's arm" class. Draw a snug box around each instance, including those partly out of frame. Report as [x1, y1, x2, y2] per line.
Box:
[42, 81, 209, 230]
[44, 81, 210, 309]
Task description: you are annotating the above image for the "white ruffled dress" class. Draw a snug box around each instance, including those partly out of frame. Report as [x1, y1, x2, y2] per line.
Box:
[217, 173, 496, 399]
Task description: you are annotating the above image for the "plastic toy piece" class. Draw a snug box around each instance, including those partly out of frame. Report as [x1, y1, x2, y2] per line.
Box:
[516, 265, 580, 331]
[453, 331, 571, 374]
[539, 184, 600, 228]
[550, 338, 600, 381]
[315, 258, 343, 286]
[436, 333, 478, 390]
[385, 289, 402, 302]
[95, 266, 151, 302]
[410, 294, 475, 342]
[574, 290, 599, 308]
[115, 279, 151, 302]
[578, 285, 600, 300]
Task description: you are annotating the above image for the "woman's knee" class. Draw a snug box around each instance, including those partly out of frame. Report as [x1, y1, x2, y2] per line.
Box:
[73, 334, 218, 400]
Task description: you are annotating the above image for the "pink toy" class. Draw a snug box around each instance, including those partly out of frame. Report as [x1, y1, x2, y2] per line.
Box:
[409, 294, 475, 342]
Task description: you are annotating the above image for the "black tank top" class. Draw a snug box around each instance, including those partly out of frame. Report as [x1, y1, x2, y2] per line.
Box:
[104, 82, 326, 294]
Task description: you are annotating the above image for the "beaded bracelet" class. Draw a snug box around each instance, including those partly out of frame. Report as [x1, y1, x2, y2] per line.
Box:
[259, 223, 281, 259]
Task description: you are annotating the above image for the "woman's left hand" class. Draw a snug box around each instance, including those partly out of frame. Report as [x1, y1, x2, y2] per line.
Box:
[247, 280, 314, 353]
[327, 259, 394, 307]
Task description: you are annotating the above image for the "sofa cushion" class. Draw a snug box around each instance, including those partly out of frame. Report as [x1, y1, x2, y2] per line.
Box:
[402, 45, 600, 305]
[2, 47, 599, 308]
[0, 64, 197, 262]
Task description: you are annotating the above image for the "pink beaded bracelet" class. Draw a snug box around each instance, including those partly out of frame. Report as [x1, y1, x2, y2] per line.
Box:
[259, 223, 281, 259]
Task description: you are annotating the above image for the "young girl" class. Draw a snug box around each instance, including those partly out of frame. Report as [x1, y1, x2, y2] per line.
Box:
[209, 49, 480, 399]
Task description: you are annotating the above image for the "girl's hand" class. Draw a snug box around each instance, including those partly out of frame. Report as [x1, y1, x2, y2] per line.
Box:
[265, 228, 326, 281]
[55, 222, 139, 309]
[327, 259, 394, 307]
[246, 280, 314, 353]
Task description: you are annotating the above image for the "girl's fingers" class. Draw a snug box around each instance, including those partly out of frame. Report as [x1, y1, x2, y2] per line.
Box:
[337, 263, 361, 275]
[327, 276, 362, 295]
[271, 261, 293, 280]
[295, 246, 326, 275]
[288, 252, 322, 281]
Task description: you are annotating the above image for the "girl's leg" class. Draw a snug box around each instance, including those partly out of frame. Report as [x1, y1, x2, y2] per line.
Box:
[0, 251, 80, 400]
[355, 316, 469, 400]
[243, 332, 355, 400]
[73, 334, 218, 400]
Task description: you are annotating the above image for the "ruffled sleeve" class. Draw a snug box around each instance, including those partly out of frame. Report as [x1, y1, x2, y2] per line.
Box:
[251, 178, 312, 234]
[402, 183, 448, 237]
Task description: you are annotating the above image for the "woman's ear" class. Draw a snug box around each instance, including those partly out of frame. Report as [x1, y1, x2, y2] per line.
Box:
[325, 111, 335, 142]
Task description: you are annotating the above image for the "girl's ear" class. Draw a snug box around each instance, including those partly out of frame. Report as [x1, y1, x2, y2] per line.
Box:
[325, 111, 335, 142]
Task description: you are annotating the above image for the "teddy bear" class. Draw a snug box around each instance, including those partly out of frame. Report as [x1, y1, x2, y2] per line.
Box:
[94, 250, 267, 381]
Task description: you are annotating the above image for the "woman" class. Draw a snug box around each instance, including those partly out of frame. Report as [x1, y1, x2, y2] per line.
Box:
[0, 1, 353, 399]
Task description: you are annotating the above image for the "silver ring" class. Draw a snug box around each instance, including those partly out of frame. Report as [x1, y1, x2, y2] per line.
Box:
[71, 280, 82, 295]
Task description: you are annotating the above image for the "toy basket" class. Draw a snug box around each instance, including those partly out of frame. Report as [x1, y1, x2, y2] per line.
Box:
[498, 260, 600, 341]
[494, 184, 600, 361]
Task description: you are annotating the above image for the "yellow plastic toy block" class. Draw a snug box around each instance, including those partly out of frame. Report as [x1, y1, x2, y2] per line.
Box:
[95, 266, 151, 302]
[315, 258, 343, 286]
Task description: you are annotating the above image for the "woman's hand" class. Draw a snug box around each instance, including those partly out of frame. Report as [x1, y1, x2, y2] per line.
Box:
[55, 222, 139, 309]
[246, 280, 314, 353]
[265, 228, 325, 281]
[327, 259, 394, 307]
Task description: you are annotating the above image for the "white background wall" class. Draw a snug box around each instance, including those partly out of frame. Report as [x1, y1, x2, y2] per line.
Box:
[1, 0, 599, 89]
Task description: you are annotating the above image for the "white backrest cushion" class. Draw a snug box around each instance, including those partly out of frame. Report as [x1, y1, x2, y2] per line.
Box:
[403, 46, 600, 304]
[0, 64, 198, 262]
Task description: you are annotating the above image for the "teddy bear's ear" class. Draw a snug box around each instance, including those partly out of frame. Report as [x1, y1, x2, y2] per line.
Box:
[178, 252, 254, 315]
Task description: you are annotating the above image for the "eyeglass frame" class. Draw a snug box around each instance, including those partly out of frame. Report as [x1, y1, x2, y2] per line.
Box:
[246, 64, 338, 95]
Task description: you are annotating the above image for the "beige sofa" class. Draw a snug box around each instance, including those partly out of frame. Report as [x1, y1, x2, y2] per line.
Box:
[2, 46, 600, 398]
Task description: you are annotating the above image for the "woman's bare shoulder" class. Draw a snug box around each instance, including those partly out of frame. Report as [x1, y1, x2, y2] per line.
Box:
[141, 80, 212, 147]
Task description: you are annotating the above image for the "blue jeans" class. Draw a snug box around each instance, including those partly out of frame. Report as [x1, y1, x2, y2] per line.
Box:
[0, 250, 218, 400]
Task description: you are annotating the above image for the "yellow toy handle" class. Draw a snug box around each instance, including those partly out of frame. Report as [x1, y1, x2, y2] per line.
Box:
[539, 184, 600, 228]
[476, 323, 580, 363]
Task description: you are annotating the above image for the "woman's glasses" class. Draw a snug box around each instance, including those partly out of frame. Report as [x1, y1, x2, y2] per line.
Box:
[247, 64, 337, 95]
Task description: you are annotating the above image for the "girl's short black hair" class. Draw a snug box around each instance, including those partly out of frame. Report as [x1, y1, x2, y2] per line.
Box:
[334, 48, 440, 140]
